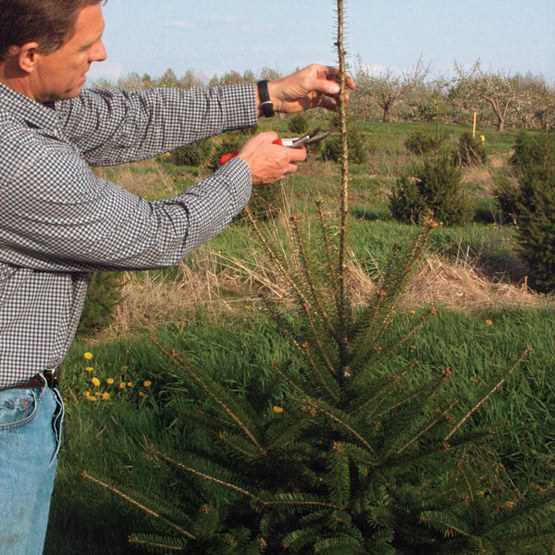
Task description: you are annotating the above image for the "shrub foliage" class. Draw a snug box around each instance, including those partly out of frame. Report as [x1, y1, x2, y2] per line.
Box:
[288, 114, 309, 135]
[390, 154, 470, 226]
[170, 139, 213, 167]
[453, 132, 487, 166]
[404, 130, 447, 155]
[512, 132, 555, 292]
[78, 272, 125, 336]
[319, 126, 368, 164]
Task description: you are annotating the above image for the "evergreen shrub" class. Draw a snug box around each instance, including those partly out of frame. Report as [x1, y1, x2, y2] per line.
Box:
[492, 172, 521, 224]
[287, 114, 309, 135]
[390, 153, 470, 225]
[78, 272, 125, 336]
[170, 139, 213, 167]
[319, 126, 368, 164]
[404, 130, 447, 155]
[453, 132, 487, 166]
[512, 133, 555, 292]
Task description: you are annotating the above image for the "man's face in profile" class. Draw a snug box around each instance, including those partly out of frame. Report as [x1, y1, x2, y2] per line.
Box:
[31, 3, 107, 102]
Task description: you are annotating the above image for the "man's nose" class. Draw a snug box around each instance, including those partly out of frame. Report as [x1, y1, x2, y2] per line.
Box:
[91, 41, 108, 63]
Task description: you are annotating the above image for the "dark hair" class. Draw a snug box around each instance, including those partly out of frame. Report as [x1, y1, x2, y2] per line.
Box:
[0, 0, 105, 61]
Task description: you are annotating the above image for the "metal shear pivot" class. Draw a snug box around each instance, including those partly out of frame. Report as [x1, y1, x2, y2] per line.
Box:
[291, 128, 330, 147]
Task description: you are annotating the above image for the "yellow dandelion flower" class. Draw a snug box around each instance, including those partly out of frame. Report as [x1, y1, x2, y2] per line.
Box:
[272, 406, 285, 414]
[101, 392, 111, 401]
[83, 352, 94, 361]
[127, 382, 134, 388]
[87, 395, 98, 402]
[118, 382, 126, 390]
[504, 500, 516, 510]
[138, 391, 145, 398]
[484, 319, 493, 326]
[480, 134, 486, 144]
[106, 378, 114, 385]
[85, 366, 94, 373]
[91, 377, 101, 387]
[143, 380, 152, 388]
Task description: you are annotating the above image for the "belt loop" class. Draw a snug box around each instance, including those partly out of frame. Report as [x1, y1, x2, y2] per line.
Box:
[37, 373, 47, 399]
[49, 386, 65, 465]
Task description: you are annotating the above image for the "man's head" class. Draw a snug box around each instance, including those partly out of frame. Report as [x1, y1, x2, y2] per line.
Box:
[0, 0, 107, 102]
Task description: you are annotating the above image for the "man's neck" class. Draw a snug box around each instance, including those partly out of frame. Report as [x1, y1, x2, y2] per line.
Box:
[0, 64, 36, 101]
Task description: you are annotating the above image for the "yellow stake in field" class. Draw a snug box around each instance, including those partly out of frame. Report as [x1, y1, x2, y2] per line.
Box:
[472, 111, 477, 138]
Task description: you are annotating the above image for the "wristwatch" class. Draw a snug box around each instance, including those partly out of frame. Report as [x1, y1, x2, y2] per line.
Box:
[257, 80, 275, 118]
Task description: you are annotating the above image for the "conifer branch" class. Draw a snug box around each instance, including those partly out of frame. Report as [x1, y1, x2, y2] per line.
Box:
[128, 535, 186, 551]
[259, 294, 340, 401]
[81, 471, 196, 541]
[315, 199, 339, 292]
[246, 211, 338, 376]
[351, 222, 435, 369]
[151, 448, 259, 501]
[444, 346, 532, 442]
[289, 214, 337, 341]
[397, 401, 459, 455]
[276, 367, 373, 452]
[151, 336, 266, 455]
[259, 497, 341, 511]
[376, 370, 450, 421]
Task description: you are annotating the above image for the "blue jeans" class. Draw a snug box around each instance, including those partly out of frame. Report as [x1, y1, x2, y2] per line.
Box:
[0, 384, 64, 555]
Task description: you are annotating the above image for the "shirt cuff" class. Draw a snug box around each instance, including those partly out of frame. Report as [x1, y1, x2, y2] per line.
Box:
[214, 157, 252, 216]
[221, 83, 258, 131]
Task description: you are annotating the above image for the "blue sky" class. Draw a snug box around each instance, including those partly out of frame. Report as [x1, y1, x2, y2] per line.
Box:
[88, 0, 555, 84]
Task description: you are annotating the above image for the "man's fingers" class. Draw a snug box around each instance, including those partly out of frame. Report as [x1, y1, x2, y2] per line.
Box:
[285, 164, 299, 175]
[286, 146, 307, 162]
[319, 65, 356, 91]
[318, 95, 339, 112]
[261, 131, 280, 143]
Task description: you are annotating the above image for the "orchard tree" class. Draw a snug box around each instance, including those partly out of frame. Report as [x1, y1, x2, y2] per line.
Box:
[452, 61, 531, 132]
[179, 69, 204, 90]
[355, 56, 430, 123]
[117, 72, 144, 91]
[259, 67, 282, 81]
[158, 68, 179, 88]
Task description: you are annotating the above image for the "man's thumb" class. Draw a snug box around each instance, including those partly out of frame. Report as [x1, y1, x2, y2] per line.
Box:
[316, 79, 341, 96]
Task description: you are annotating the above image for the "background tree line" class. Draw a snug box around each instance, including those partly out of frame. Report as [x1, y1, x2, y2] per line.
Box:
[95, 60, 555, 132]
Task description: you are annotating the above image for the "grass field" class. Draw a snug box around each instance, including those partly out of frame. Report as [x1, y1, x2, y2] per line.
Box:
[44, 119, 554, 554]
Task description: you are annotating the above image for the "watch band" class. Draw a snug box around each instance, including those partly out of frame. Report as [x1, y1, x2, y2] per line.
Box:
[257, 80, 275, 118]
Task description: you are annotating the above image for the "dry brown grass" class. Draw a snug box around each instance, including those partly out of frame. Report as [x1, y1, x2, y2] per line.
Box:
[95, 160, 177, 198]
[102, 250, 548, 342]
[98, 251, 254, 340]
[347, 254, 549, 312]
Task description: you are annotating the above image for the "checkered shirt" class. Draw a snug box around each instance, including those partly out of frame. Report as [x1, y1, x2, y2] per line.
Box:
[0, 82, 257, 389]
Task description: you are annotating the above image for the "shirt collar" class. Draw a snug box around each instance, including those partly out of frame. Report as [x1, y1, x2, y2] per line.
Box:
[0, 81, 60, 130]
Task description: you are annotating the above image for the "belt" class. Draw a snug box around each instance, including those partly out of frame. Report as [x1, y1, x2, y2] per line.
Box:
[4, 370, 59, 391]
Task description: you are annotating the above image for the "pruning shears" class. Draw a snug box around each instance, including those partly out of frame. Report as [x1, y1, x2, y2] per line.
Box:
[218, 128, 331, 166]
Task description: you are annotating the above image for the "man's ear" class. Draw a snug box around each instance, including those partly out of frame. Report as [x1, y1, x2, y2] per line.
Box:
[13, 42, 41, 75]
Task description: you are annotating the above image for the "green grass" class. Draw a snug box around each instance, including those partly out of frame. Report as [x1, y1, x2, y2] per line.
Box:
[45, 121, 555, 553]
[47, 304, 555, 553]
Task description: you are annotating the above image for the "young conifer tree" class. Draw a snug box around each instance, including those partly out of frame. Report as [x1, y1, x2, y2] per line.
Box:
[84, 2, 555, 553]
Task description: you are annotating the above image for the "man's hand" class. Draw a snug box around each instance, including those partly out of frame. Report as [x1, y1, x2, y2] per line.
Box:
[239, 132, 307, 185]
[260, 64, 356, 115]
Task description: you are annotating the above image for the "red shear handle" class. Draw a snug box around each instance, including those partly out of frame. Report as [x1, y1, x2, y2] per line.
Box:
[218, 138, 285, 166]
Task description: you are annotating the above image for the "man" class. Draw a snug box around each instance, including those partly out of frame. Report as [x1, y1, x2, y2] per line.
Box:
[0, 0, 355, 552]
